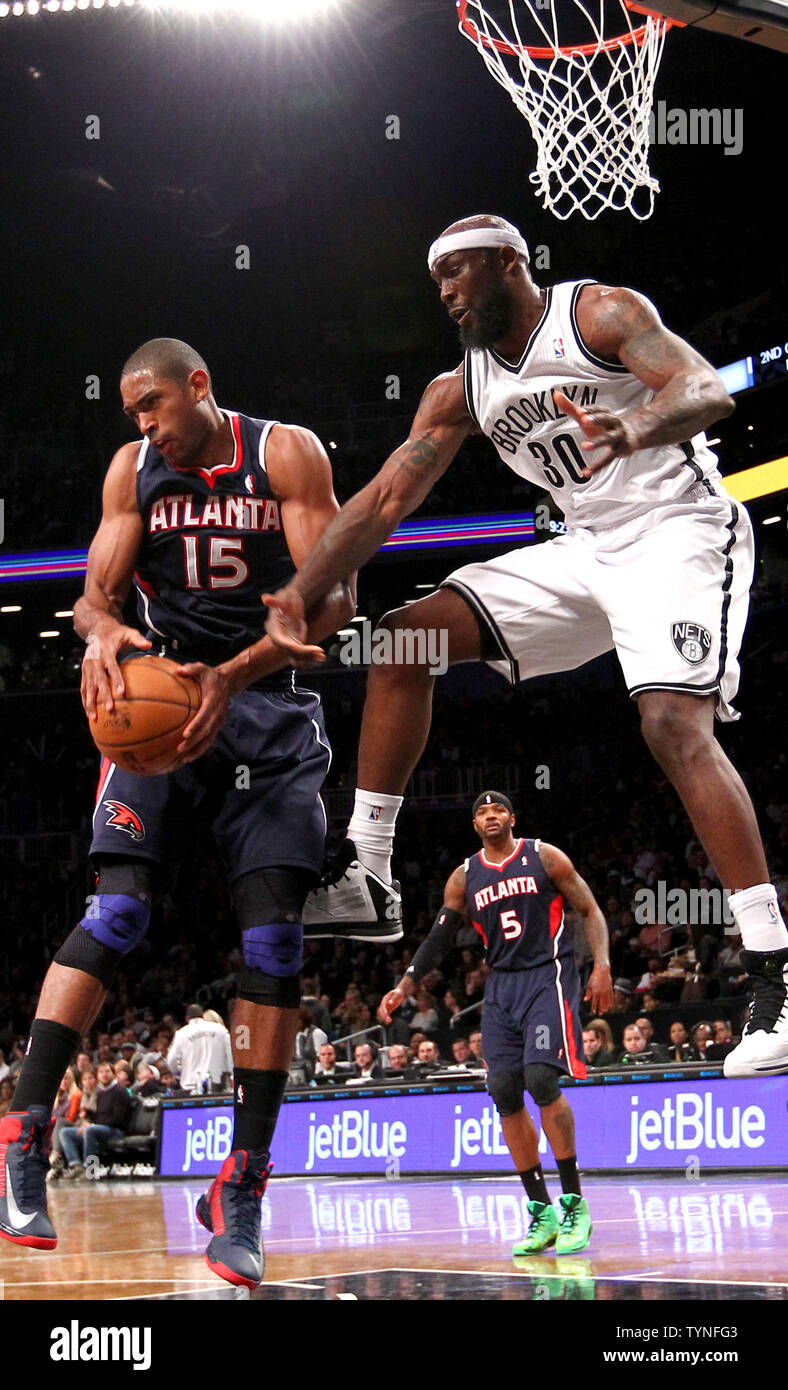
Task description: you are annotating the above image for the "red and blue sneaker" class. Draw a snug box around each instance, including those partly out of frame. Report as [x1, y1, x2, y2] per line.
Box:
[196, 1149, 271, 1289]
[0, 1107, 58, 1249]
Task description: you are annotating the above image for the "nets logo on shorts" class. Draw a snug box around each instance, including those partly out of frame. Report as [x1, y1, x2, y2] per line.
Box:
[102, 801, 145, 841]
[671, 622, 712, 665]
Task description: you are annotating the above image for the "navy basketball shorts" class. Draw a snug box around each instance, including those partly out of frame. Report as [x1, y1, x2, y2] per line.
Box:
[90, 684, 331, 883]
[482, 959, 587, 1080]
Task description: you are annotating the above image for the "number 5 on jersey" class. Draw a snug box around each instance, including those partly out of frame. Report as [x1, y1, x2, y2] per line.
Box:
[500, 908, 523, 940]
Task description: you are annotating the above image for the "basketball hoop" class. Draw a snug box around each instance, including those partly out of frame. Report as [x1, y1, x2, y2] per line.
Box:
[456, 0, 681, 221]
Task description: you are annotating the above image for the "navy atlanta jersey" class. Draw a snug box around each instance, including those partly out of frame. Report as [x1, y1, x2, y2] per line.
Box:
[464, 837, 571, 970]
[134, 411, 295, 669]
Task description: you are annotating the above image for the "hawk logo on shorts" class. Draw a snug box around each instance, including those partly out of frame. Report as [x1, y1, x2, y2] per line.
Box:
[671, 622, 712, 665]
[103, 800, 145, 841]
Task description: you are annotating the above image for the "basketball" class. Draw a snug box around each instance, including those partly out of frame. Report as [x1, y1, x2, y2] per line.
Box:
[89, 654, 201, 776]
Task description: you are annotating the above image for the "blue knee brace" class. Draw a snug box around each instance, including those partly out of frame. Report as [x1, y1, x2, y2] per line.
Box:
[83, 893, 151, 954]
[54, 893, 152, 985]
[241, 922, 303, 977]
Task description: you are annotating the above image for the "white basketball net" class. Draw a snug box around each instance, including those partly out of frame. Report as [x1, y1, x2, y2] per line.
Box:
[457, 0, 671, 220]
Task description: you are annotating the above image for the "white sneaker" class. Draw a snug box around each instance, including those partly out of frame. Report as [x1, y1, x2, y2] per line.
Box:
[303, 839, 403, 942]
[723, 947, 788, 1077]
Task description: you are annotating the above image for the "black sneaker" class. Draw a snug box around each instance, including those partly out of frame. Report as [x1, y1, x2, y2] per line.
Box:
[302, 838, 403, 942]
[0, 1107, 58, 1249]
[724, 947, 788, 1077]
[197, 1149, 270, 1289]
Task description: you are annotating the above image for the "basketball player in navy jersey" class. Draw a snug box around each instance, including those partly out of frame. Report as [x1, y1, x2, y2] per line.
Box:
[266, 214, 788, 1080]
[379, 791, 613, 1254]
[0, 339, 355, 1288]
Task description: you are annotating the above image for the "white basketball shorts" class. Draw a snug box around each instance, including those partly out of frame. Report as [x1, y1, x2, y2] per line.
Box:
[441, 483, 754, 722]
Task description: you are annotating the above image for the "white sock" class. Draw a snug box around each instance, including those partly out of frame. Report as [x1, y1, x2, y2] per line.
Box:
[729, 883, 788, 953]
[347, 789, 403, 885]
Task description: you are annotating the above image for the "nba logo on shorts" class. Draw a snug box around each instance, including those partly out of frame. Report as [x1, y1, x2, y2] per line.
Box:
[671, 621, 712, 665]
[553, 337, 565, 358]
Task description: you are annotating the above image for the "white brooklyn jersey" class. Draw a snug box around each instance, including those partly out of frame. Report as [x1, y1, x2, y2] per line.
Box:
[464, 279, 722, 532]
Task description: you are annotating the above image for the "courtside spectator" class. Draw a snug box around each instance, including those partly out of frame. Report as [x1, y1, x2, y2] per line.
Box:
[706, 1020, 737, 1062]
[349, 1041, 382, 1083]
[131, 1064, 165, 1097]
[583, 1027, 616, 1069]
[383, 1044, 412, 1077]
[610, 978, 635, 1013]
[415, 1039, 443, 1072]
[691, 1022, 716, 1058]
[167, 1004, 233, 1095]
[666, 1020, 697, 1062]
[469, 1031, 486, 1067]
[619, 1023, 669, 1066]
[60, 1061, 132, 1179]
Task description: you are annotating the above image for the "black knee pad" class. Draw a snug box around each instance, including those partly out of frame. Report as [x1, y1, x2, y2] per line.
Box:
[523, 1063, 562, 1108]
[486, 1070, 525, 1118]
[232, 867, 313, 930]
[233, 867, 314, 1011]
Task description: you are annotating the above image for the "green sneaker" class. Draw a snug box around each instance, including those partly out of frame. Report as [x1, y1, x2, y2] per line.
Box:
[512, 1200, 560, 1255]
[555, 1194, 593, 1254]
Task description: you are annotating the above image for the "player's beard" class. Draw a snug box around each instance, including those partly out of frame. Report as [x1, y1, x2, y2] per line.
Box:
[459, 280, 514, 351]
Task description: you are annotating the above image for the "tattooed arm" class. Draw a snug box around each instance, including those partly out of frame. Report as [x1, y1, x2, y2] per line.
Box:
[264, 368, 472, 659]
[555, 284, 735, 473]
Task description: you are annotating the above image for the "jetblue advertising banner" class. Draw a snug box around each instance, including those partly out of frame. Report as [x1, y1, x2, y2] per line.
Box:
[158, 1076, 787, 1178]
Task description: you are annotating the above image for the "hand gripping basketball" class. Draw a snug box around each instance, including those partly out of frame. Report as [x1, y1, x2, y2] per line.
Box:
[88, 653, 201, 776]
[82, 620, 153, 720]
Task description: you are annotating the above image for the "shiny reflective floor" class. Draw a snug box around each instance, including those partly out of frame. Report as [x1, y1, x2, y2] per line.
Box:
[1, 1174, 786, 1301]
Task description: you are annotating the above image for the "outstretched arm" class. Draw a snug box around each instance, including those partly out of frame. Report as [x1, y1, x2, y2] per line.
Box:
[378, 863, 467, 1023]
[265, 369, 472, 661]
[556, 284, 734, 473]
[175, 424, 356, 763]
[538, 842, 614, 1014]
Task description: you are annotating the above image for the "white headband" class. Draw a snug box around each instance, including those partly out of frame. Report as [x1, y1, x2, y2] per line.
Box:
[428, 226, 530, 272]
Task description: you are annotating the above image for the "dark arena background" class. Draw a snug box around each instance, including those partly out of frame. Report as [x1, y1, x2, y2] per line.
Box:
[0, 0, 786, 1355]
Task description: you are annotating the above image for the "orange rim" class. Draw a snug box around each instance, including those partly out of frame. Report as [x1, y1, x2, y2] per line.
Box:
[456, 0, 679, 59]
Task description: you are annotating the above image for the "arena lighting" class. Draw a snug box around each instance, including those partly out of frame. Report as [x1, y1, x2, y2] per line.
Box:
[138, 0, 340, 16]
[1, 0, 339, 14]
[0, 606, 22, 613]
[762, 516, 782, 525]
[39, 630, 60, 638]
[723, 457, 788, 503]
[54, 609, 75, 617]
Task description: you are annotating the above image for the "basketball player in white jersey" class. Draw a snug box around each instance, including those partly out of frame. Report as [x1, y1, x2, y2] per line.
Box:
[264, 214, 788, 1080]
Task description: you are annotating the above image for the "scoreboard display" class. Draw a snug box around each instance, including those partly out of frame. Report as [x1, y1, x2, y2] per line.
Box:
[718, 337, 788, 395]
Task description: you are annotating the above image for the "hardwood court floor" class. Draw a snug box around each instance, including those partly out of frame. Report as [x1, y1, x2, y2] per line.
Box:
[1, 1174, 787, 1301]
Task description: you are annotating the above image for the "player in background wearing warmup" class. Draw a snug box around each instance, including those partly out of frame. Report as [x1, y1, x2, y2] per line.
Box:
[379, 791, 613, 1255]
[266, 214, 788, 1080]
[0, 340, 355, 1288]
